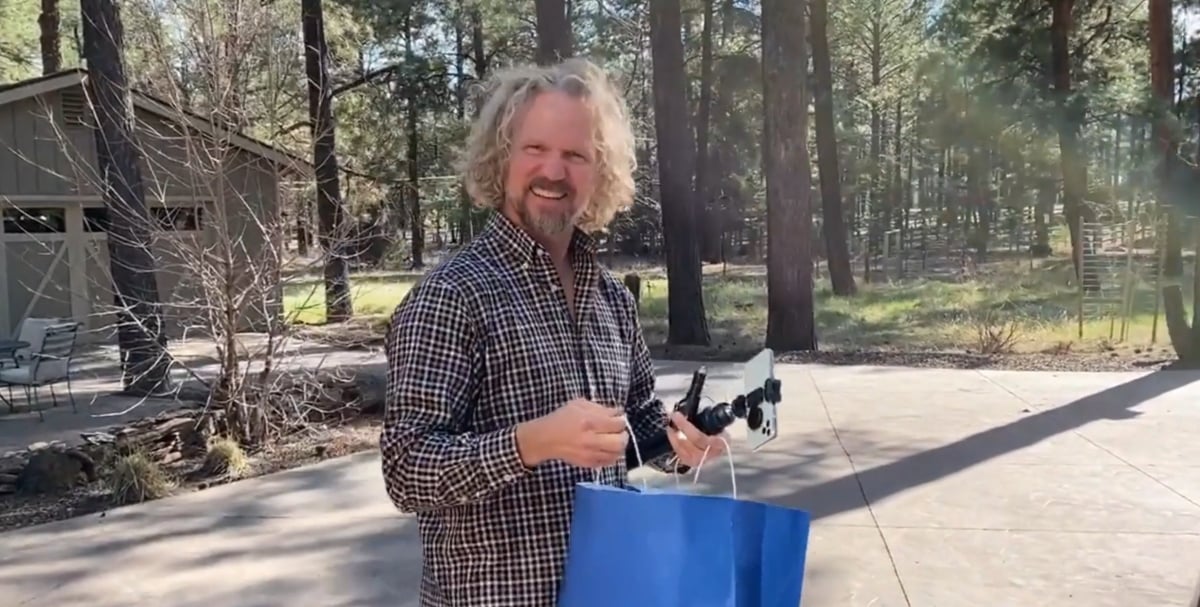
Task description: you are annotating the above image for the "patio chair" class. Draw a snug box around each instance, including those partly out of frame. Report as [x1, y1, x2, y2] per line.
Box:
[4, 317, 60, 368]
[0, 320, 80, 421]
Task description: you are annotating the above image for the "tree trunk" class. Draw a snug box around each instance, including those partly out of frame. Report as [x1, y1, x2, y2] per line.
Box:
[1150, 0, 1200, 360]
[301, 0, 353, 322]
[1033, 179, 1053, 256]
[649, 0, 709, 346]
[80, 0, 175, 396]
[762, 0, 816, 351]
[1051, 0, 1092, 280]
[405, 11, 424, 268]
[39, 0, 61, 74]
[865, 23, 883, 283]
[466, 7, 490, 237]
[534, 0, 572, 65]
[694, 0, 720, 263]
[810, 0, 855, 296]
[454, 11, 470, 243]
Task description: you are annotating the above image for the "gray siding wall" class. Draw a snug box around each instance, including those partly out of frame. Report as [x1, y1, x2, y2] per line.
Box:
[0, 84, 284, 341]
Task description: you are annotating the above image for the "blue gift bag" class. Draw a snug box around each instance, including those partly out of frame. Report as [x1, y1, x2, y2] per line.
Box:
[557, 481, 811, 607]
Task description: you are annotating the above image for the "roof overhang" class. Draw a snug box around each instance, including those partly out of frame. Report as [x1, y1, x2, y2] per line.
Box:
[0, 69, 313, 179]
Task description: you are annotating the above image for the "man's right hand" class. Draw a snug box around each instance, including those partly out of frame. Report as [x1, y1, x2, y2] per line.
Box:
[516, 399, 629, 468]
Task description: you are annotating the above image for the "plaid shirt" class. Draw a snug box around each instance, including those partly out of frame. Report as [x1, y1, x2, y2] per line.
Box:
[381, 212, 672, 607]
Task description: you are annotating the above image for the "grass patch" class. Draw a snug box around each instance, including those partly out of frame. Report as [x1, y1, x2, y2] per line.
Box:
[283, 275, 416, 325]
[105, 451, 175, 506]
[638, 258, 1195, 354]
[282, 256, 1194, 355]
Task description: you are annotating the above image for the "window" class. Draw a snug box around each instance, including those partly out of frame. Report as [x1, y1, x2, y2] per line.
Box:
[83, 207, 109, 232]
[3, 207, 66, 234]
[153, 206, 202, 231]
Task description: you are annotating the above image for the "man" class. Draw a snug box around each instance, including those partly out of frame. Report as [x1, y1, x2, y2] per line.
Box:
[380, 57, 728, 607]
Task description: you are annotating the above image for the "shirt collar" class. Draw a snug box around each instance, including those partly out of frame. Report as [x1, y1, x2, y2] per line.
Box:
[483, 211, 598, 267]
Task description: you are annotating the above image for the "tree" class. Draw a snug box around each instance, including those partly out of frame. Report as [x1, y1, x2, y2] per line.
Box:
[1050, 0, 1093, 280]
[762, 0, 817, 351]
[1150, 0, 1200, 360]
[694, 0, 720, 263]
[301, 0, 353, 323]
[534, 0, 572, 65]
[80, 0, 176, 395]
[649, 0, 710, 346]
[39, 0, 60, 74]
[810, 0, 856, 296]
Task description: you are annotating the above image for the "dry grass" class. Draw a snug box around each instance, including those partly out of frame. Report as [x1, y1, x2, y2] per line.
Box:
[105, 451, 175, 506]
[200, 436, 250, 479]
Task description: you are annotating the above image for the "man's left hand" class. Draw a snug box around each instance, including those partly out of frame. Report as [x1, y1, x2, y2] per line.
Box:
[665, 411, 729, 469]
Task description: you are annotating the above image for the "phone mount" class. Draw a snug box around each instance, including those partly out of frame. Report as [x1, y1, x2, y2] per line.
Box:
[626, 349, 782, 471]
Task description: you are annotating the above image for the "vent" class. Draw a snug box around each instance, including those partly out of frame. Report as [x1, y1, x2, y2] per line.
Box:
[61, 89, 86, 126]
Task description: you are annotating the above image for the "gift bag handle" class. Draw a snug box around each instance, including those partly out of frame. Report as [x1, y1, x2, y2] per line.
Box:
[686, 436, 737, 499]
[594, 416, 650, 490]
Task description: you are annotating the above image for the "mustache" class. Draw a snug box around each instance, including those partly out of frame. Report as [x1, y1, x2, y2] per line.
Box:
[528, 177, 574, 197]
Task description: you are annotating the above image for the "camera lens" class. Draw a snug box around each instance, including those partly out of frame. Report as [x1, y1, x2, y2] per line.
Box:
[747, 406, 763, 431]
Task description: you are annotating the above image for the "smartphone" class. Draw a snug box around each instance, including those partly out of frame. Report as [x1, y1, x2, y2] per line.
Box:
[742, 348, 779, 451]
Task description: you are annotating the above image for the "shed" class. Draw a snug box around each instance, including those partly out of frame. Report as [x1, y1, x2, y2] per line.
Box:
[0, 68, 310, 344]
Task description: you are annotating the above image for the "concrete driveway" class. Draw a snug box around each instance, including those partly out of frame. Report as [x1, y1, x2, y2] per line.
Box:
[1, 361, 1199, 606]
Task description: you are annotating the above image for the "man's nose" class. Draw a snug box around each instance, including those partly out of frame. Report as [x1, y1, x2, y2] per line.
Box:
[540, 156, 567, 180]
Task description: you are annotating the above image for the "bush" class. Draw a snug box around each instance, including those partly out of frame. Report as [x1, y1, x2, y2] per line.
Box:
[200, 436, 249, 479]
[105, 451, 174, 506]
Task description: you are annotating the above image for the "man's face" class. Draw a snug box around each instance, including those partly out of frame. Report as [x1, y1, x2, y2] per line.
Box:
[503, 90, 597, 239]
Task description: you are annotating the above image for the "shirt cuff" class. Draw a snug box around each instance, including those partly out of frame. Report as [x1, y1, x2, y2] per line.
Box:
[481, 426, 534, 487]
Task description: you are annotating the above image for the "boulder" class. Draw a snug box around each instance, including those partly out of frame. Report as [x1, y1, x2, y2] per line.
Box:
[16, 447, 97, 495]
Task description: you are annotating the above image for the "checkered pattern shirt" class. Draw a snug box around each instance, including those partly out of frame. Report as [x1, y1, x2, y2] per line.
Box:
[381, 212, 672, 607]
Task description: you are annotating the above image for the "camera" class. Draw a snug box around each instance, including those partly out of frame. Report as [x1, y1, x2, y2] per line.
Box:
[626, 348, 781, 471]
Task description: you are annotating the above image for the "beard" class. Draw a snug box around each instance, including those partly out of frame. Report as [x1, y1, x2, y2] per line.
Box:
[512, 177, 578, 237]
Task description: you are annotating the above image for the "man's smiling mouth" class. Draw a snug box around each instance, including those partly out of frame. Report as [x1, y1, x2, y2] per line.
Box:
[530, 185, 568, 200]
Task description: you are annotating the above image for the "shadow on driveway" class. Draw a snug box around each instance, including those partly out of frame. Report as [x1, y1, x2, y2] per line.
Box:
[710, 370, 1199, 521]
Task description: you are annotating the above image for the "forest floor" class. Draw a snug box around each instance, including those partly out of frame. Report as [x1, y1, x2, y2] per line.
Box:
[283, 253, 1195, 372]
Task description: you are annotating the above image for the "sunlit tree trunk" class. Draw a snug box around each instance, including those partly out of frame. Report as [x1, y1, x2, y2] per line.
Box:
[762, 0, 816, 351]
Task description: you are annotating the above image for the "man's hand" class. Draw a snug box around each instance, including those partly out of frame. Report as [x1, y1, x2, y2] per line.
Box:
[665, 411, 729, 469]
[516, 399, 629, 468]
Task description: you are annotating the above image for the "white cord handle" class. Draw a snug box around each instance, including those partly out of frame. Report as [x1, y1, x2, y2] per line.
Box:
[594, 416, 648, 490]
[690, 436, 736, 499]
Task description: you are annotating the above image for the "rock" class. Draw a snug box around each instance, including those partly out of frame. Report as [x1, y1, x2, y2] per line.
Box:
[80, 431, 117, 446]
[355, 375, 386, 415]
[16, 448, 97, 495]
[0, 483, 14, 495]
[0, 473, 17, 484]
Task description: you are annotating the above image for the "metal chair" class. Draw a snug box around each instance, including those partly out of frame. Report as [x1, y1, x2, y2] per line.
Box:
[0, 321, 80, 421]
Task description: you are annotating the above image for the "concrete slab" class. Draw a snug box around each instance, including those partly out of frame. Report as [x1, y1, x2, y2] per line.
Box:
[2, 362, 1200, 606]
[885, 527, 1200, 607]
[862, 460, 1200, 533]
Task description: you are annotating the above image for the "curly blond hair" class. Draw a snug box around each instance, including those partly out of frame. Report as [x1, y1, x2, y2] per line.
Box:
[459, 58, 637, 234]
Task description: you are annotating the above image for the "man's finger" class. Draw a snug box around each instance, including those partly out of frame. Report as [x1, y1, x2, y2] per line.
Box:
[666, 428, 704, 465]
[591, 431, 628, 455]
[590, 413, 628, 433]
[671, 411, 707, 444]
